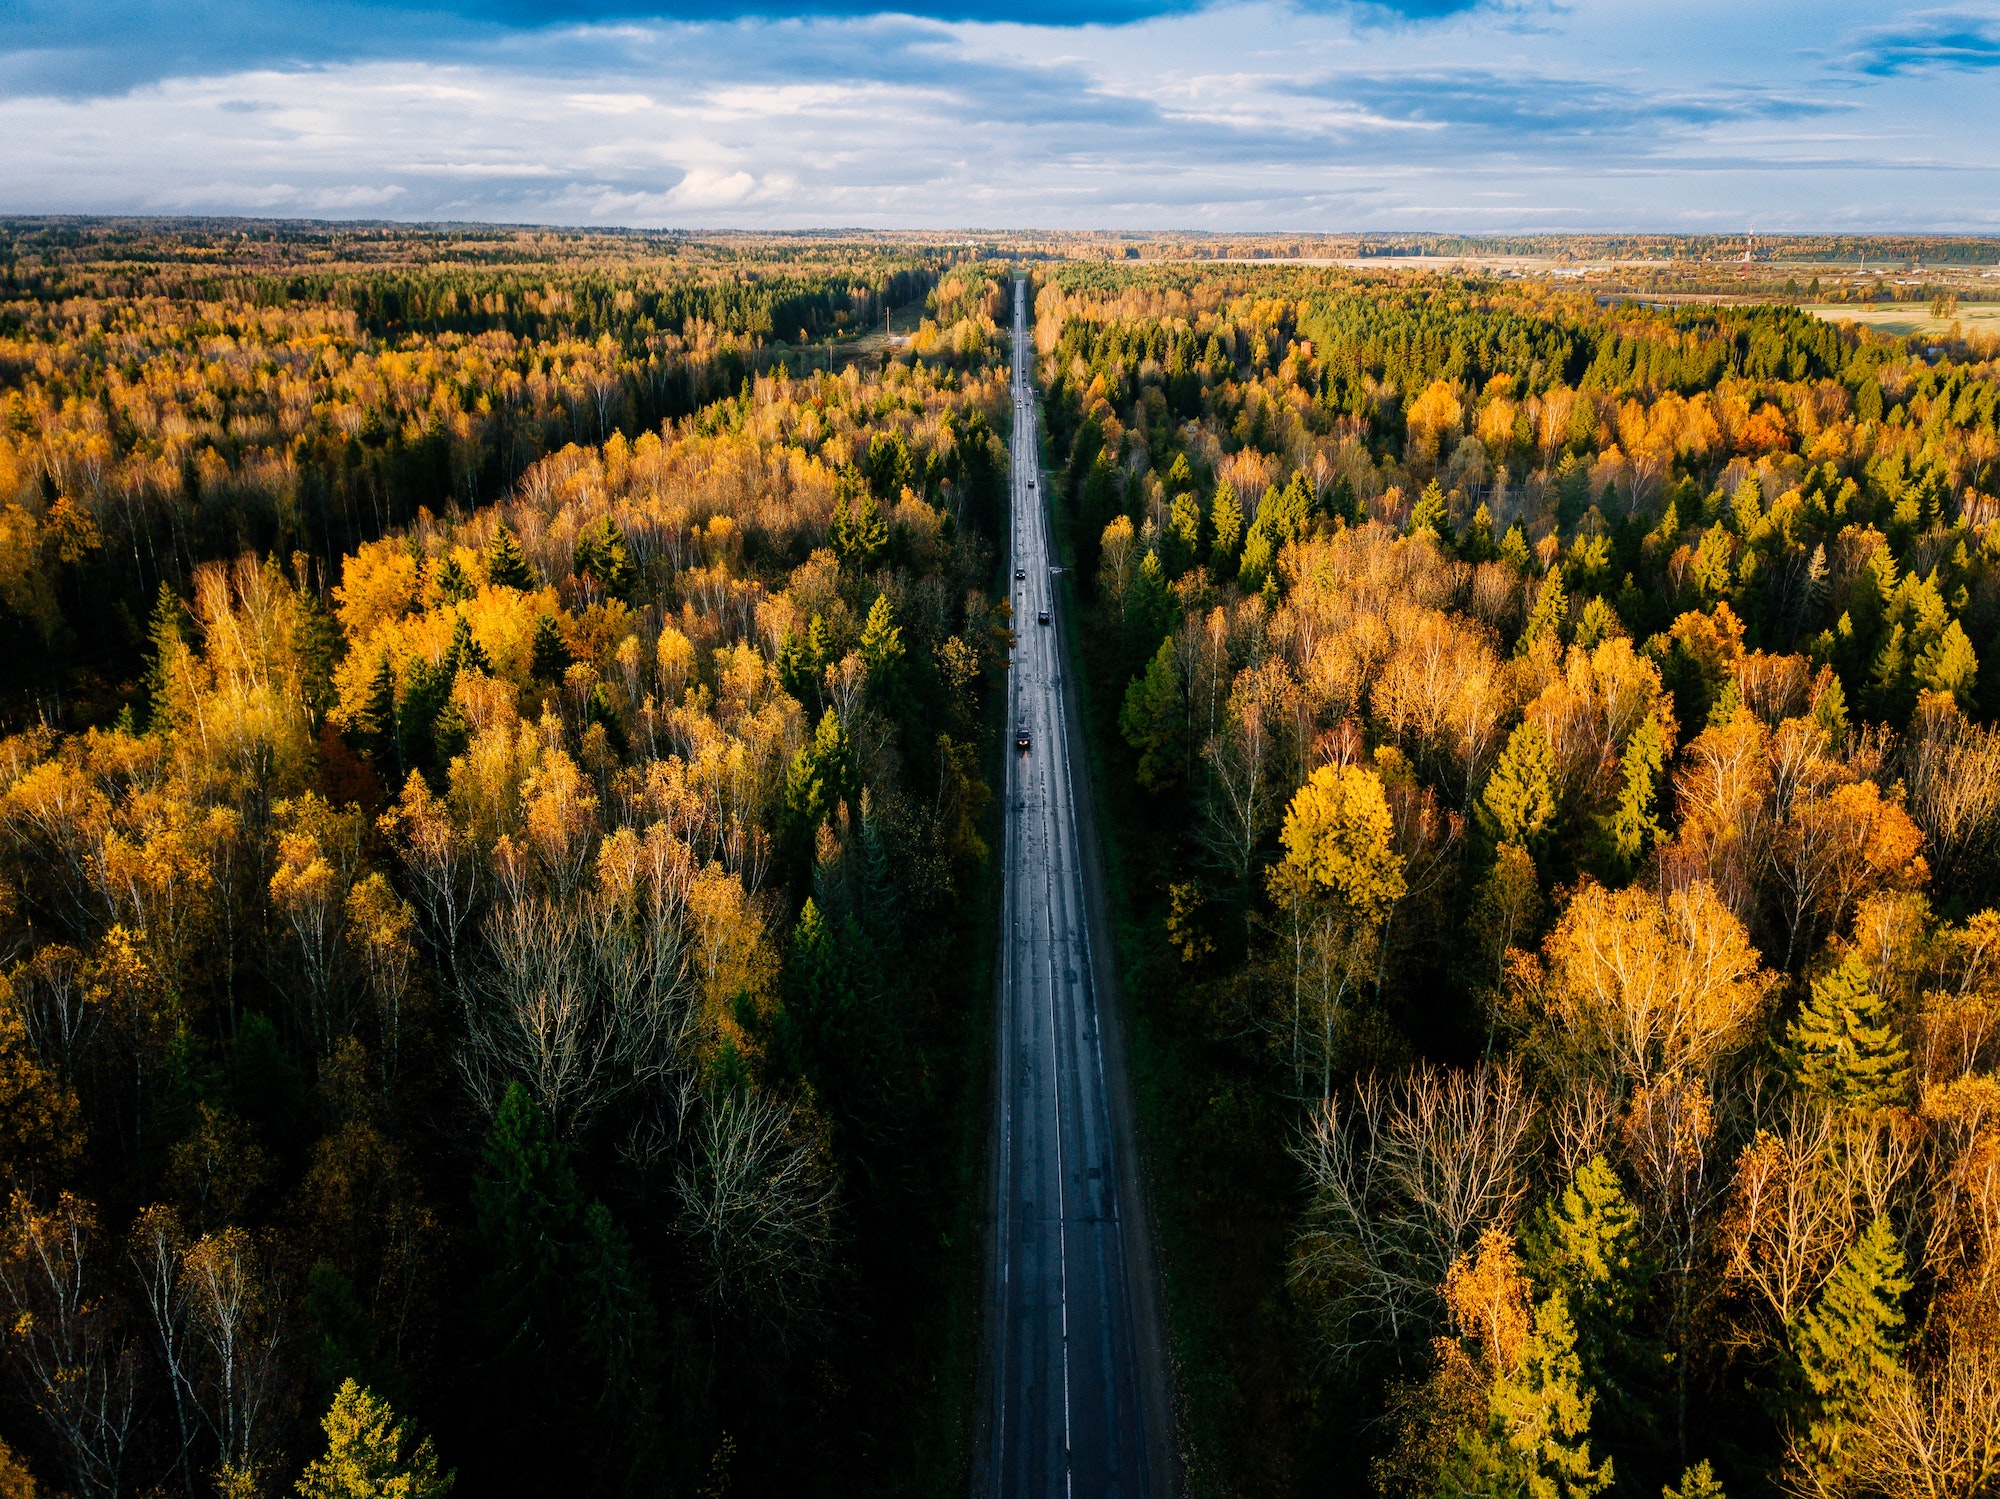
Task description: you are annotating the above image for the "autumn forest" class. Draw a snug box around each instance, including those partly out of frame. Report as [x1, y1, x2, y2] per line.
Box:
[5, 220, 2000, 1498]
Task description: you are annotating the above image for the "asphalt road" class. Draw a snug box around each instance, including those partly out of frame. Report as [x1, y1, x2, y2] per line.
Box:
[978, 278, 1170, 1499]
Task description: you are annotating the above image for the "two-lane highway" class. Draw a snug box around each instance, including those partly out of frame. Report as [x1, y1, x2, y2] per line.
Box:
[979, 277, 1169, 1499]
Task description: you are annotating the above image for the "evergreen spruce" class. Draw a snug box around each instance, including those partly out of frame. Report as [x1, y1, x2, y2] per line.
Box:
[830, 482, 888, 571]
[473, 1083, 583, 1343]
[1915, 618, 1979, 706]
[1125, 550, 1176, 668]
[1461, 503, 1497, 563]
[1665, 1461, 1725, 1499]
[1119, 636, 1186, 793]
[1407, 479, 1453, 548]
[572, 515, 634, 599]
[432, 554, 474, 605]
[1525, 1157, 1648, 1332]
[1444, 1289, 1614, 1499]
[1809, 667, 1849, 749]
[1707, 674, 1745, 728]
[1518, 564, 1568, 656]
[143, 581, 189, 732]
[1572, 596, 1616, 653]
[1209, 483, 1244, 575]
[1603, 711, 1666, 872]
[484, 521, 535, 590]
[1237, 522, 1275, 595]
[1524, 1157, 1661, 1450]
[1481, 720, 1558, 849]
[1791, 1216, 1911, 1483]
[529, 614, 572, 682]
[445, 614, 490, 678]
[859, 593, 905, 696]
[359, 653, 402, 780]
[1784, 955, 1910, 1110]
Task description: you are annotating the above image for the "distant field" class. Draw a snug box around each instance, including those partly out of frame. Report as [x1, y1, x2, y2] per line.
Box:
[1801, 301, 2000, 337]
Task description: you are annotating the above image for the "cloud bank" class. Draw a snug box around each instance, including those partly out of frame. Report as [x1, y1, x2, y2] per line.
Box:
[3, 0, 1997, 228]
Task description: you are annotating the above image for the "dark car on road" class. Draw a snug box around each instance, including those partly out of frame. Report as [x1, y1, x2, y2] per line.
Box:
[1016, 728, 1031, 752]
[1037, 610, 1051, 625]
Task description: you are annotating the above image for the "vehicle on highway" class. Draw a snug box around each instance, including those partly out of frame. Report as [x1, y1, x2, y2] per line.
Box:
[1037, 610, 1051, 625]
[1015, 728, 1031, 752]
[1015, 567, 1026, 579]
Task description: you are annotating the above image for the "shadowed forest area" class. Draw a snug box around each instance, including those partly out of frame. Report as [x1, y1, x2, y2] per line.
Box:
[1034, 261, 2000, 1498]
[0, 223, 1016, 1497]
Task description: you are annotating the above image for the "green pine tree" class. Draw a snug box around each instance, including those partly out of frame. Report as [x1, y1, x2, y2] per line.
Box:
[1524, 1157, 1661, 1449]
[1119, 636, 1186, 793]
[444, 614, 490, 678]
[1790, 1216, 1911, 1484]
[1572, 597, 1616, 654]
[1730, 474, 1765, 535]
[143, 581, 189, 732]
[1602, 711, 1666, 873]
[1518, 565, 1568, 657]
[1915, 618, 1979, 706]
[473, 1082, 583, 1347]
[529, 614, 572, 682]
[1784, 955, 1910, 1110]
[1665, 1460, 1725, 1499]
[1407, 479, 1453, 548]
[1809, 669, 1850, 749]
[785, 708, 851, 847]
[397, 657, 454, 774]
[1162, 490, 1201, 578]
[1237, 521, 1275, 594]
[572, 515, 634, 599]
[1500, 522, 1533, 574]
[484, 520, 535, 590]
[778, 615, 830, 706]
[571, 1201, 664, 1489]
[830, 481, 888, 571]
[293, 572, 342, 733]
[1209, 483, 1244, 576]
[1649, 498, 1680, 553]
[1868, 622, 1911, 719]
[1462, 503, 1498, 563]
[1444, 1289, 1614, 1499]
[1525, 1157, 1649, 1332]
[432, 554, 474, 605]
[859, 593, 905, 691]
[1482, 720, 1558, 848]
[1126, 550, 1176, 668]
[296, 1379, 452, 1499]
[1708, 657, 1753, 721]
[359, 653, 403, 781]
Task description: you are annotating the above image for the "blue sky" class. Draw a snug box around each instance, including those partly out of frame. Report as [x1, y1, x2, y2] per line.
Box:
[2, 0, 1998, 229]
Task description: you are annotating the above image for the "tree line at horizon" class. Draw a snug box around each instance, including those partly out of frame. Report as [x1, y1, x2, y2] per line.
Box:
[0, 224, 1008, 727]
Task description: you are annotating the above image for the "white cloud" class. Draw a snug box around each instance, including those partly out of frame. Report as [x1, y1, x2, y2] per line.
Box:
[0, 2, 1994, 227]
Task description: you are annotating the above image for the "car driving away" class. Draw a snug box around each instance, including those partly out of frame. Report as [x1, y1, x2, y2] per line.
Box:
[1037, 609, 1050, 625]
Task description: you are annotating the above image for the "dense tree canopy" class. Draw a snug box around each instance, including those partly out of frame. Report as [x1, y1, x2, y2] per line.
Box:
[0, 232, 1012, 1498]
[1050, 259, 2000, 1495]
